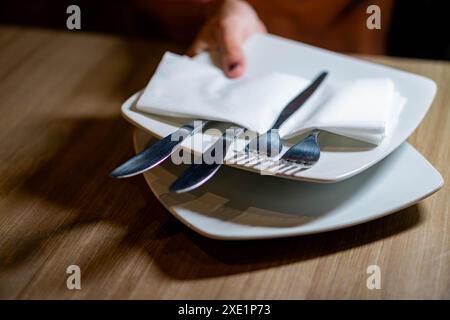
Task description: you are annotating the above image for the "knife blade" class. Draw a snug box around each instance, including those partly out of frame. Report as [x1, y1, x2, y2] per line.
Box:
[245, 71, 328, 156]
[272, 71, 328, 129]
[169, 71, 328, 193]
[169, 126, 245, 193]
[110, 120, 208, 178]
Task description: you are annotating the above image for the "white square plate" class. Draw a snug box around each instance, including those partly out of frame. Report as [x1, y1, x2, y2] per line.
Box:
[135, 130, 443, 240]
[122, 34, 437, 183]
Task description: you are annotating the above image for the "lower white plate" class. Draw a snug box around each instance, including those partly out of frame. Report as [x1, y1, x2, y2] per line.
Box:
[135, 130, 443, 240]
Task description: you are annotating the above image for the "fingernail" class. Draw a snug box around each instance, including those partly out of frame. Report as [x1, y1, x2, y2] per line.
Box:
[228, 62, 239, 72]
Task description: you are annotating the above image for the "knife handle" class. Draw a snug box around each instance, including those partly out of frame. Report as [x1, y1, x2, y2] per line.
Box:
[178, 120, 211, 136]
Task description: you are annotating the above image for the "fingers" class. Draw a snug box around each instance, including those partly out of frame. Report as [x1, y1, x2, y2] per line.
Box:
[187, 27, 245, 78]
[186, 39, 210, 57]
[186, 0, 266, 78]
[219, 21, 245, 78]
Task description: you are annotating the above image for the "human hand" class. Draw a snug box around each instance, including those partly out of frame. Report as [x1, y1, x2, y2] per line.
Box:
[187, 0, 266, 78]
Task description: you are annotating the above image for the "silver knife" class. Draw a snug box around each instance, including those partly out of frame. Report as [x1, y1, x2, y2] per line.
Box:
[110, 120, 209, 178]
[169, 71, 328, 193]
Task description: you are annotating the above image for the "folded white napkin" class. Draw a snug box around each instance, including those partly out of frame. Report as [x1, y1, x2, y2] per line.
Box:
[137, 52, 307, 134]
[279, 78, 406, 144]
[137, 52, 405, 145]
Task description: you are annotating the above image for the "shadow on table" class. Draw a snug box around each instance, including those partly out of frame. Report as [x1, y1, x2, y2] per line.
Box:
[152, 205, 422, 280]
[0, 115, 424, 283]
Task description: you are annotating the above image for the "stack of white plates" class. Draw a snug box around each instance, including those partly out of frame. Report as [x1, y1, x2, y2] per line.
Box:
[122, 34, 443, 240]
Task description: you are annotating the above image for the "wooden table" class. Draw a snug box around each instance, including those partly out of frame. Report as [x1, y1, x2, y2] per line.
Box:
[0, 26, 449, 299]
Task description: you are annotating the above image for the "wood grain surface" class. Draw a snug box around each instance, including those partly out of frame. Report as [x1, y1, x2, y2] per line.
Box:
[0, 26, 448, 299]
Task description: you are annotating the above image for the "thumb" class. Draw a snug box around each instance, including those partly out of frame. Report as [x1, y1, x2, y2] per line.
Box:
[219, 27, 245, 78]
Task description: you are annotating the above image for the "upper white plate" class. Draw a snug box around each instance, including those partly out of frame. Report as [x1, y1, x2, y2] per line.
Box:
[122, 34, 437, 183]
[135, 130, 443, 240]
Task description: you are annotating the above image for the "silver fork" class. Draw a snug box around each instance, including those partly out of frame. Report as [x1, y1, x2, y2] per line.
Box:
[241, 130, 321, 175]
[279, 129, 321, 170]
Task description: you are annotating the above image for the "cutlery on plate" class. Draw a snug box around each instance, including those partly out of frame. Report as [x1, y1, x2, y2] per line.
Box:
[170, 71, 328, 193]
[245, 71, 328, 157]
[247, 130, 321, 176]
[110, 120, 210, 178]
[169, 126, 245, 193]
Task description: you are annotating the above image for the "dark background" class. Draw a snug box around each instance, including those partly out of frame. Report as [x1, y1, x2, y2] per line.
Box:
[0, 0, 448, 60]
